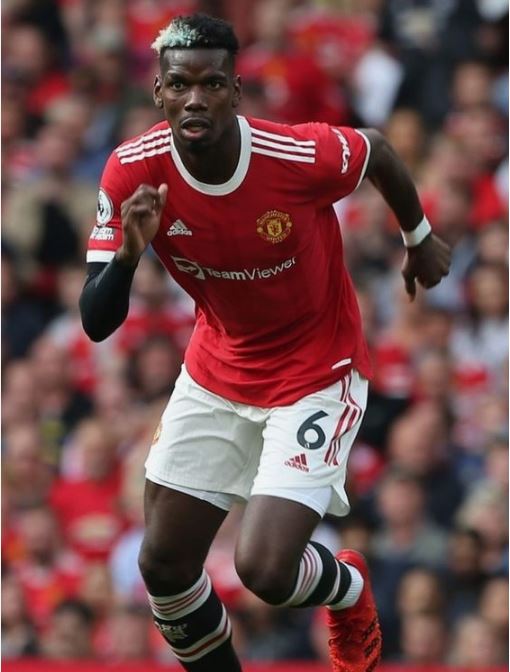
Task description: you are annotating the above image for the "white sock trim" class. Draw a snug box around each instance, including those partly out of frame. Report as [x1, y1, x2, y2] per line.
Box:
[148, 570, 212, 620]
[280, 544, 324, 607]
[328, 564, 364, 610]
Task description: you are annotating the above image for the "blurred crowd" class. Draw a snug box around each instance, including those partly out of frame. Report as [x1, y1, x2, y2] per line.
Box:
[1, 0, 508, 668]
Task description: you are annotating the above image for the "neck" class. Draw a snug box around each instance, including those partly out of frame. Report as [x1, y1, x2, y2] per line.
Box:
[174, 116, 240, 184]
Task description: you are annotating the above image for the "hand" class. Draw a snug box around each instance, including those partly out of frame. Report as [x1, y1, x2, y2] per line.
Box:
[401, 233, 451, 301]
[117, 183, 168, 266]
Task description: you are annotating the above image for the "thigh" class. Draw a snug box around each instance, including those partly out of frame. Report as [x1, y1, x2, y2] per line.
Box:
[236, 494, 321, 574]
[253, 370, 368, 516]
[145, 365, 263, 501]
[143, 479, 228, 564]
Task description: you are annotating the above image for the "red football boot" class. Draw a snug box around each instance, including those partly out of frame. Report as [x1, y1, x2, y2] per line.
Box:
[326, 549, 382, 672]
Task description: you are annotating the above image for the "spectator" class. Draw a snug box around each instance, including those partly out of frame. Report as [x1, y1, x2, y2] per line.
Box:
[443, 527, 488, 625]
[2, 360, 39, 430]
[29, 336, 93, 462]
[44, 95, 109, 184]
[372, 471, 448, 566]
[450, 61, 494, 111]
[3, 123, 97, 292]
[482, 435, 509, 496]
[78, 561, 115, 656]
[2, 252, 46, 361]
[92, 373, 144, 448]
[46, 264, 115, 395]
[449, 614, 507, 668]
[41, 599, 94, 660]
[399, 612, 449, 665]
[396, 567, 444, 618]
[235, 590, 313, 661]
[384, 108, 426, 176]
[390, 567, 445, 657]
[109, 424, 150, 604]
[385, 403, 464, 527]
[237, 0, 348, 125]
[78, 561, 115, 624]
[7, 506, 84, 631]
[3, 23, 69, 123]
[478, 575, 509, 643]
[476, 221, 508, 266]
[103, 605, 154, 662]
[452, 262, 508, 381]
[128, 334, 183, 405]
[50, 418, 124, 561]
[413, 348, 454, 404]
[371, 276, 427, 398]
[1, 574, 39, 659]
[456, 487, 508, 572]
[2, 424, 53, 513]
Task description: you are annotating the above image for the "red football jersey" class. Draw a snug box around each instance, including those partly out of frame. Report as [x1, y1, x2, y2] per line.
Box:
[87, 116, 372, 406]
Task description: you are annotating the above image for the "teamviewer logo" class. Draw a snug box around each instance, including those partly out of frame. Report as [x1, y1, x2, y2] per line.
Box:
[172, 257, 205, 280]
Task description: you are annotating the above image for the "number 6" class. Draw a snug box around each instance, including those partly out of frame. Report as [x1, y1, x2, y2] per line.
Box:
[297, 411, 329, 450]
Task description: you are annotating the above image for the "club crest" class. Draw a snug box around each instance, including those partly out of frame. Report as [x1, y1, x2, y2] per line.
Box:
[257, 210, 292, 244]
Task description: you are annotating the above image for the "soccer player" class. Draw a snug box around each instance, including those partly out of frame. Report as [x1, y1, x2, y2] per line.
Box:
[80, 14, 451, 672]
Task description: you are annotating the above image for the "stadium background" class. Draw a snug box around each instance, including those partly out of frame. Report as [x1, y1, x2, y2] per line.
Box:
[1, 0, 508, 670]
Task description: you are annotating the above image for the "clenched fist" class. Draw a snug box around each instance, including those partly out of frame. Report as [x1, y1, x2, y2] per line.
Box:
[116, 183, 168, 266]
[402, 233, 452, 301]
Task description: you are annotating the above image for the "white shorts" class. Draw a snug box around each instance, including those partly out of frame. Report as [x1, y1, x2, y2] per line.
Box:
[145, 365, 368, 517]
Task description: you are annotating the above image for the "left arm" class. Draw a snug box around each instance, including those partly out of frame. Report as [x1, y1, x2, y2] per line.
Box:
[360, 128, 451, 300]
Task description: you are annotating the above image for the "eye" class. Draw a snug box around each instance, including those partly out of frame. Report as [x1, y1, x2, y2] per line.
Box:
[169, 81, 185, 91]
[207, 81, 222, 90]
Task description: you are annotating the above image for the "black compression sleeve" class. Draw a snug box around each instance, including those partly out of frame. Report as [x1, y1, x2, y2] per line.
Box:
[79, 255, 138, 342]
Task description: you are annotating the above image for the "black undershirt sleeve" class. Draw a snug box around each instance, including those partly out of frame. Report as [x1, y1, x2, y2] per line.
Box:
[79, 255, 138, 342]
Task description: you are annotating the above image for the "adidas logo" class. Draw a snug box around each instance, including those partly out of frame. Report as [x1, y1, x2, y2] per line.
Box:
[284, 453, 309, 472]
[167, 219, 192, 236]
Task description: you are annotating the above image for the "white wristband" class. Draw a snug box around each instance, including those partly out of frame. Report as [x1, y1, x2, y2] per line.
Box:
[400, 216, 432, 248]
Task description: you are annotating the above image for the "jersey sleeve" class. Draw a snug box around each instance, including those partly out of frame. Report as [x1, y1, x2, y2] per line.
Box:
[86, 150, 140, 263]
[306, 124, 371, 207]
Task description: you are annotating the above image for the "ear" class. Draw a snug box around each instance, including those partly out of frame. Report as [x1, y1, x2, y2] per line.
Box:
[153, 75, 164, 109]
[232, 74, 242, 109]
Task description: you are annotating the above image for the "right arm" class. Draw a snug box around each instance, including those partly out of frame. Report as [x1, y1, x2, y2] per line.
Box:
[79, 183, 168, 342]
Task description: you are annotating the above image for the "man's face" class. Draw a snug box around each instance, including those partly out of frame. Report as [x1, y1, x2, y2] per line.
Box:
[154, 48, 241, 151]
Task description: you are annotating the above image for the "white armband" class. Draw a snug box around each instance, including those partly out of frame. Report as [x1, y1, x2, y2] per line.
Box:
[400, 216, 432, 248]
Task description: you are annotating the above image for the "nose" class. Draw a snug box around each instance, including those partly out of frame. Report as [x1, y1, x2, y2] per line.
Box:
[184, 86, 208, 111]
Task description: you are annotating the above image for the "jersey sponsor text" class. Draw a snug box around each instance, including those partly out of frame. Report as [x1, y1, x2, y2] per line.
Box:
[172, 256, 297, 281]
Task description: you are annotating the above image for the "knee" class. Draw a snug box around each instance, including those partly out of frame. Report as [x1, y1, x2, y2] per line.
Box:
[234, 549, 294, 605]
[138, 540, 202, 594]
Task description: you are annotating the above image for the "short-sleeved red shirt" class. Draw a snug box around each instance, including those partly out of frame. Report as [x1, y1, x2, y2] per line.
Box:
[87, 116, 371, 406]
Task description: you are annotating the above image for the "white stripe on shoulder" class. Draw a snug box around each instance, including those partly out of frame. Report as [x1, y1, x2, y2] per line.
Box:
[119, 144, 171, 164]
[87, 250, 116, 263]
[252, 146, 315, 163]
[116, 128, 172, 153]
[251, 127, 315, 147]
[117, 135, 173, 158]
[252, 136, 315, 155]
[353, 129, 371, 190]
